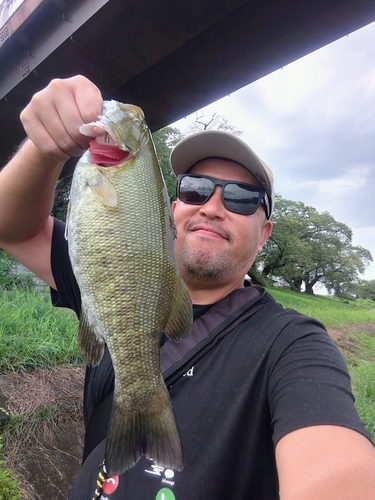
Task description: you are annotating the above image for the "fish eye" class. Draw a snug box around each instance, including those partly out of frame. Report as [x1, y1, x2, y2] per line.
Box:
[133, 118, 142, 127]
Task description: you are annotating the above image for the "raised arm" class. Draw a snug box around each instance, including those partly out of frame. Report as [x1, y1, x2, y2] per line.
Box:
[0, 76, 103, 288]
[276, 424, 375, 499]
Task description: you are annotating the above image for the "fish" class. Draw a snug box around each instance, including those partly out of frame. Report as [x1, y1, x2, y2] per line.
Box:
[66, 101, 193, 476]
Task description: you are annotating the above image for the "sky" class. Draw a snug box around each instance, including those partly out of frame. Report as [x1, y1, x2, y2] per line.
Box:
[172, 20, 375, 281]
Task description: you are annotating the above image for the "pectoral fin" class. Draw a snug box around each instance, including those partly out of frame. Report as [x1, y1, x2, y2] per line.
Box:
[88, 171, 118, 208]
[163, 275, 193, 341]
[77, 309, 105, 366]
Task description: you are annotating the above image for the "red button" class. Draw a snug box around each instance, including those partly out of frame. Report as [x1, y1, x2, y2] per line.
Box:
[102, 475, 119, 494]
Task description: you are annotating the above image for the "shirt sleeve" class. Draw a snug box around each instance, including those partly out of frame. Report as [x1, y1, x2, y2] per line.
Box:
[267, 310, 372, 445]
[50, 217, 82, 317]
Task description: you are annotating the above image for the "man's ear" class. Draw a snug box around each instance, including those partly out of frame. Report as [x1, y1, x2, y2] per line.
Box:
[259, 219, 273, 252]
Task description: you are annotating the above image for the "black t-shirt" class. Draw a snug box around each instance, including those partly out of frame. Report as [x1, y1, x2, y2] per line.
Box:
[50, 219, 372, 500]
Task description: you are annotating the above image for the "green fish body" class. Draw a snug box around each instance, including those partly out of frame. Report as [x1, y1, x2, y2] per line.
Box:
[67, 101, 193, 476]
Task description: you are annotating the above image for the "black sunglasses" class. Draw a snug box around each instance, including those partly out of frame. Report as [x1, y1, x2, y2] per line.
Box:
[176, 174, 271, 219]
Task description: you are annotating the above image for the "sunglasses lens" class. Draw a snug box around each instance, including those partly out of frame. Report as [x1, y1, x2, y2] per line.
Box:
[178, 176, 214, 204]
[223, 184, 261, 215]
[178, 175, 264, 216]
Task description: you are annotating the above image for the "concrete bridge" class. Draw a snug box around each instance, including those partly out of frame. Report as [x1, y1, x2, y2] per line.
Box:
[1, 0, 375, 170]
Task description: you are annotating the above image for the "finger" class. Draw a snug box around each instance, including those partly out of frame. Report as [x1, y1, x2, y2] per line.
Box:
[46, 76, 103, 153]
[21, 76, 103, 160]
[69, 75, 103, 125]
[21, 96, 78, 161]
[52, 76, 104, 144]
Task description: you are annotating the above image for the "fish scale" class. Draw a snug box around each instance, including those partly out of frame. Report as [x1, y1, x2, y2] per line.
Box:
[67, 101, 193, 476]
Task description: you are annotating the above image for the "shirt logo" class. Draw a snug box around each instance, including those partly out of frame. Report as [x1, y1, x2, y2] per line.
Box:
[183, 366, 194, 377]
[156, 488, 176, 500]
[145, 463, 176, 486]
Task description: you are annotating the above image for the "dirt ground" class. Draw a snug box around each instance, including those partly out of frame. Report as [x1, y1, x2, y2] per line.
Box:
[0, 366, 85, 500]
[0, 321, 374, 499]
[327, 321, 375, 357]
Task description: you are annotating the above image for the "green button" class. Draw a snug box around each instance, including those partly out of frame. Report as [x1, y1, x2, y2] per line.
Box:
[156, 487, 176, 500]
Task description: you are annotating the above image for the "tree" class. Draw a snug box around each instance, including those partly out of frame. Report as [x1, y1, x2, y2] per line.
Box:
[323, 245, 372, 297]
[51, 175, 73, 222]
[252, 196, 373, 295]
[353, 280, 375, 301]
[187, 112, 243, 136]
[152, 126, 184, 200]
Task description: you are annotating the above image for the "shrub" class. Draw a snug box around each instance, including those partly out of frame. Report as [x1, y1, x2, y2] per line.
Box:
[0, 251, 36, 291]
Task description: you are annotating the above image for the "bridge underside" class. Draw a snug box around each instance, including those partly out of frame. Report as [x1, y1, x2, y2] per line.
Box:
[1, 0, 375, 169]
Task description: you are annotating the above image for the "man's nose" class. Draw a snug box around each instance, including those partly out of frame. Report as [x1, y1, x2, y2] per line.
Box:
[198, 186, 226, 218]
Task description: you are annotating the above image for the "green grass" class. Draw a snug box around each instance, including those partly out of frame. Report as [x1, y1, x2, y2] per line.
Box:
[0, 288, 79, 371]
[0, 438, 20, 500]
[351, 361, 375, 439]
[266, 286, 375, 327]
[0, 287, 80, 497]
[341, 327, 375, 441]
[1, 285, 373, 371]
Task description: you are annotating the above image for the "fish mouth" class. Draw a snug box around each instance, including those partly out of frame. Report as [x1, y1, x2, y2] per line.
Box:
[89, 138, 134, 167]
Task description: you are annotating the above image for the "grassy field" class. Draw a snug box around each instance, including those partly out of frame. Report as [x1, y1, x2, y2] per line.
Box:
[0, 287, 80, 499]
[0, 288, 79, 372]
[267, 286, 375, 327]
[0, 285, 373, 372]
[0, 285, 374, 498]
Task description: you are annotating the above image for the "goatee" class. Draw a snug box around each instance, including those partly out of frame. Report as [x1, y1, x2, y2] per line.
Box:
[178, 245, 244, 282]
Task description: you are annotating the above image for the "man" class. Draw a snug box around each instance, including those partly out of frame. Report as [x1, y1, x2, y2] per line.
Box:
[0, 75, 375, 499]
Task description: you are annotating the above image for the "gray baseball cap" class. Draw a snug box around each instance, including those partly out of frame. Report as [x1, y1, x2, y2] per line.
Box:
[170, 130, 274, 217]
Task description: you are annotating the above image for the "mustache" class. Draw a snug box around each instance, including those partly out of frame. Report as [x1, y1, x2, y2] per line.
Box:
[185, 219, 231, 241]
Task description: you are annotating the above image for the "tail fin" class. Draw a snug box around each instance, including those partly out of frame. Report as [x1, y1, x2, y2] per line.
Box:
[105, 392, 183, 476]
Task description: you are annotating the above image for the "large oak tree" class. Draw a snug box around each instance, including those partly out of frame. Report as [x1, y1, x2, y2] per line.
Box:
[252, 196, 372, 295]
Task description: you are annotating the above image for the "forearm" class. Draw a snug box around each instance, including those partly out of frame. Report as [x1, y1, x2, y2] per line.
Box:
[280, 461, 375, 500]
[0, 138, 64, 244]
[277, 426, 375, 500]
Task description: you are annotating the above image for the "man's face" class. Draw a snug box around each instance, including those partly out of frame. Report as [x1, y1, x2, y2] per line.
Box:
[172, 158, 272, 289]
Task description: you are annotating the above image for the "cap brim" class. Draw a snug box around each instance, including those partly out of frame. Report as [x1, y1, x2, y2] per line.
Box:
[170, 130, 274, 212]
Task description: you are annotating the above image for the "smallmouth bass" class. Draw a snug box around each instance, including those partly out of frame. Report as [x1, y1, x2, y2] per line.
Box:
[66, 101, 193, 476]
